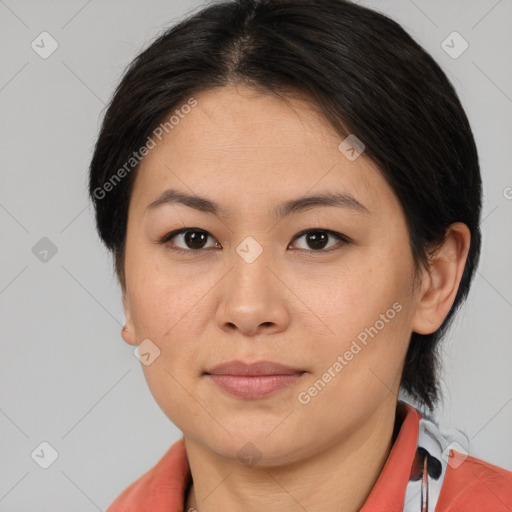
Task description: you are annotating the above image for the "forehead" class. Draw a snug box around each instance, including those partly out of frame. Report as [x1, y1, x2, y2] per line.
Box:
[131, 85, 398, 218]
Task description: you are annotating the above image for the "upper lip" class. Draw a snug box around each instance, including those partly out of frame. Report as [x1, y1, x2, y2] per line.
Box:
[205, 360, 305, 376]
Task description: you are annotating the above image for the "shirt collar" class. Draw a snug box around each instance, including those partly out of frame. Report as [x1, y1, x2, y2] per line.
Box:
[107, 400, 421, 512]
[360, 400, 422, 511]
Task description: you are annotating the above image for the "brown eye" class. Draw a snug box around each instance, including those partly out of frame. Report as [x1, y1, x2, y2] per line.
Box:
[161, 228, 218, 253]
[305, 231, 329, 250]
[160, 227, 349, 255]
[183, 230, 208, 249]
[290, 229, 350, 252]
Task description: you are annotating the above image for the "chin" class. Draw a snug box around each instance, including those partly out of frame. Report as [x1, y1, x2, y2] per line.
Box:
[204, 426, 307, 466]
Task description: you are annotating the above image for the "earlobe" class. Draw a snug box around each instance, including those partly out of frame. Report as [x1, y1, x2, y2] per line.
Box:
[412, 222, 471, 335]
[121, 325, 137, 346]
[121, 294, 138, 346]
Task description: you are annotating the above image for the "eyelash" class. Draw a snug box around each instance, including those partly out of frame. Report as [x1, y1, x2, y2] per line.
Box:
[159, 228, 351, 255]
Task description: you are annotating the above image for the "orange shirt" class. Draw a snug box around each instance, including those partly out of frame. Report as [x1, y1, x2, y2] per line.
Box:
[106, 402, 512, 511]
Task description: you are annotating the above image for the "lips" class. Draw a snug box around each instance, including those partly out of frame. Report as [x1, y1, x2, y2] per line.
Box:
[205, 360, 305, 376]
[204, 360, 306, 399]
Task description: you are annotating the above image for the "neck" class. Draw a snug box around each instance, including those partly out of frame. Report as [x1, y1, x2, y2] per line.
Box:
[184, 398, 401, 512]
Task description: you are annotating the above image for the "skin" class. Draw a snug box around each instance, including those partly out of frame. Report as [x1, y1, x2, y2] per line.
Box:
[120, 84, 470, 512]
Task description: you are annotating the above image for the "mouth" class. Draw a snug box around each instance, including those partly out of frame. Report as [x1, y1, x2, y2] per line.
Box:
[205, 359, 305, 376]
[204, 360, 306, 399]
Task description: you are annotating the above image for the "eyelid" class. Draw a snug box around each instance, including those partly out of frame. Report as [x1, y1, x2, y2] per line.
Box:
[290, 228, 352, 246]
[160, 227, 208, 245]
[160, 227, 351, 253]
[160, 227, 218, 253]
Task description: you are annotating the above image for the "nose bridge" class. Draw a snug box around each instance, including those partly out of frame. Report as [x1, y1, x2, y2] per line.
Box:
[215, 234, 288, 334]
[231, 234, 274, 297]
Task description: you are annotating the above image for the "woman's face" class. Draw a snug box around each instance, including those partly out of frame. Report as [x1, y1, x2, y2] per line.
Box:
[122, 84, 423, 465]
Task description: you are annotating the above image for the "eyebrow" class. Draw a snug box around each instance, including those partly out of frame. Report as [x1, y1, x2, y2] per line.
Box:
[145, 188, 370, 218]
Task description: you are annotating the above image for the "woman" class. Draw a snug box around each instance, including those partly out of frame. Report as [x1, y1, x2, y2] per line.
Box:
[89, 0, 512, 510]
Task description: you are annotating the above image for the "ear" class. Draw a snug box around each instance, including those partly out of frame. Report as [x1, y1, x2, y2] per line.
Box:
[121, 292, 138, 346]
[412, 222, 471, 335]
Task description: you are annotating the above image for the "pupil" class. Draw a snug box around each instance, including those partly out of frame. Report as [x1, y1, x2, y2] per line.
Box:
[186, 231, 206, 249]
[308, 232, 327, 250]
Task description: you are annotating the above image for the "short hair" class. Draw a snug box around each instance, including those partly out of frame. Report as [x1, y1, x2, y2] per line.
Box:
[89, 0, 482, 412]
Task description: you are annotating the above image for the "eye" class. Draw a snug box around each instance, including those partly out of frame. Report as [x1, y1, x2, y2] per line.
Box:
[159, 228, 350, 254]
[289, 229, 350, 252]
[160, 228, 219, 254]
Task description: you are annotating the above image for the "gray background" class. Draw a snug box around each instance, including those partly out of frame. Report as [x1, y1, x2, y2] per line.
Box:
[0, 0, 511, 510]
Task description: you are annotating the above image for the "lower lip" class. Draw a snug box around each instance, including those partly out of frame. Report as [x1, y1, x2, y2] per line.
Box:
[206, 373, 305, 399]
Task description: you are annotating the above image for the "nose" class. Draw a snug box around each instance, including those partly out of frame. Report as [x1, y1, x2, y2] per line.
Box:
[215, 246, 290, 337]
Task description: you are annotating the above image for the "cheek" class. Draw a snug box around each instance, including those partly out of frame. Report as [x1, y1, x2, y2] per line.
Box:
[296, 249, 414, 371]
[127, 250, 211, 337]
[127, 263, 222, 397]
[300, 261, 401, 334]
[130, 271, 210, 416]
